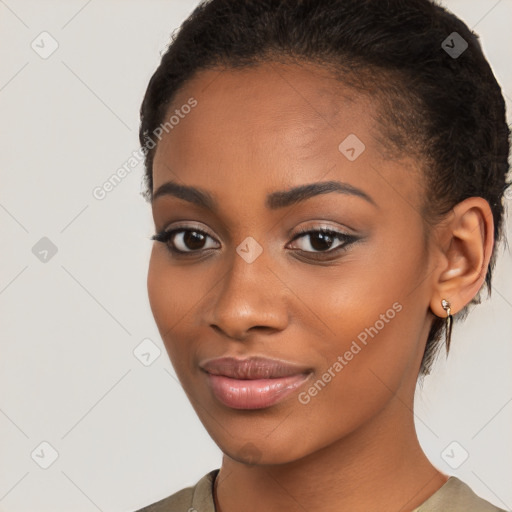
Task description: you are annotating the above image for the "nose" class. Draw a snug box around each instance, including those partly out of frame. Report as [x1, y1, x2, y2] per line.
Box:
[205, 248, 289, 340]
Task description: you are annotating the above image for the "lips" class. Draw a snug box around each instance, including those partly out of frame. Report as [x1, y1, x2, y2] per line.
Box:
[200, 356, 312, 409]
[200, 356, 311, 379]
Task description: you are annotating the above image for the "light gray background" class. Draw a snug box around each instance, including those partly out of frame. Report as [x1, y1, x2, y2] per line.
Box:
[0, 1, 511, 511]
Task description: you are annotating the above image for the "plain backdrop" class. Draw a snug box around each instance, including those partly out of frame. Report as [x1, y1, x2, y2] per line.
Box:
[0, 1, 511, 511]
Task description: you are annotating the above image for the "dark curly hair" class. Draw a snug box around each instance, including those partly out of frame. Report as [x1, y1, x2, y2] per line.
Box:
[139, 0, 511, 377]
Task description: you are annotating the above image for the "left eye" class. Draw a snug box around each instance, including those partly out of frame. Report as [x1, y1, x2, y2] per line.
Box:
[288, 228, 356, 253]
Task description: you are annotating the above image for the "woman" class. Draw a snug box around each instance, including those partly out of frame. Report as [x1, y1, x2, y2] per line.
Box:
[135, 0, 510, 510]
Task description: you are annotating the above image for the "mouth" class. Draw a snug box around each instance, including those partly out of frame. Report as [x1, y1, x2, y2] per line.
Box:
[199, 356, 313, 410]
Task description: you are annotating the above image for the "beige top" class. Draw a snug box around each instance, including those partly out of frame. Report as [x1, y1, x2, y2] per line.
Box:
[135, 469, 509, 512]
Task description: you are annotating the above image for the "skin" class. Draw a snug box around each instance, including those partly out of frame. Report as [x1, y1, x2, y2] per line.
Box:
[147, 61, 494, 512]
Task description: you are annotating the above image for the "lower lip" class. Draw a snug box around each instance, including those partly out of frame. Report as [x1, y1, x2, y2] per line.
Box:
[205, 373, 311, 409]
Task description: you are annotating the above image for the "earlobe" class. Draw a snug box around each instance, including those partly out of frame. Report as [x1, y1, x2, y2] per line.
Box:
[429, 197, 494, 317]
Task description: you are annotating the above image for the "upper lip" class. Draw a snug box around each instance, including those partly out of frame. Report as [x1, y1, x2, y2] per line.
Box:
[200, 356, 311, 380]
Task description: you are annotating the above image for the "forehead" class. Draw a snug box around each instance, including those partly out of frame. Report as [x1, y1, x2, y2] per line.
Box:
[152, 61, 422, 212]
[156, 61, 371, 160]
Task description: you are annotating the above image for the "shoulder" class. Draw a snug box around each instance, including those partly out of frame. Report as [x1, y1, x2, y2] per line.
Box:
[414, 476, 509, 512]
[133, 469, 219, 512]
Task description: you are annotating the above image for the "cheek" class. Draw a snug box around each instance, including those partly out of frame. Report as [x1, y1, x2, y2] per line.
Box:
[294, 247, 424, 401]
[146, 249, 213, 383]
[147, 247, 196, 325]
[147, 250, 189, 360]
[147, 249, 169, 327]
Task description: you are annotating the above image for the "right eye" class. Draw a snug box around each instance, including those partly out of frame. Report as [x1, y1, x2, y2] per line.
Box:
[151, 228, 220, 255]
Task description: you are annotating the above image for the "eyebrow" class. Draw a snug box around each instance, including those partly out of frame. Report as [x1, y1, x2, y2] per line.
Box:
[152, 179, 377, 211]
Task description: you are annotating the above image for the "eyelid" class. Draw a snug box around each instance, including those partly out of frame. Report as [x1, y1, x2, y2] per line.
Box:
[156, 222, 352, 244]
[289, 223, 354, 239]
[161, 222, 218, 240]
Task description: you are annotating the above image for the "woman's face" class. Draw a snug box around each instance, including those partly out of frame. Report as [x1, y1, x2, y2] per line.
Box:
[148, 62, 437, 464]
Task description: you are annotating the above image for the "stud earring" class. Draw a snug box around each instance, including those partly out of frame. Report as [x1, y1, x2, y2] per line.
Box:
[441, 299, 453, 355]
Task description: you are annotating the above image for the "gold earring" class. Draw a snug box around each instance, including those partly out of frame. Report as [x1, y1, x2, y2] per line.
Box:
[441, 299, 453, 355]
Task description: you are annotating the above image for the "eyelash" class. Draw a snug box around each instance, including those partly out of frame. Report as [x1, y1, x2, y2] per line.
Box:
[151, 225, 358, 260]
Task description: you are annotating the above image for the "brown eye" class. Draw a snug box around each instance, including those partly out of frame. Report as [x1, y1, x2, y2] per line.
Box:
[151, 228, 219, 254]
[288, 227, 358, 256]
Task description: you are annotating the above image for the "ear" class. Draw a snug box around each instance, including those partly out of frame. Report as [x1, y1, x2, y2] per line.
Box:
[429, 197, 494, 318]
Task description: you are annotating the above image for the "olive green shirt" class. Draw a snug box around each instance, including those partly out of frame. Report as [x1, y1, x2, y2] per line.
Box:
[135, 469, 509, 511]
